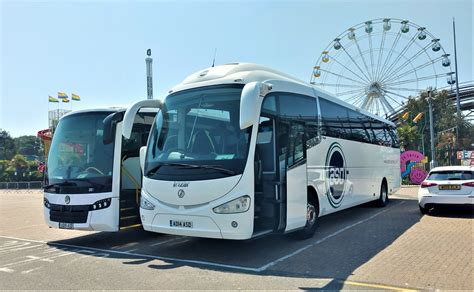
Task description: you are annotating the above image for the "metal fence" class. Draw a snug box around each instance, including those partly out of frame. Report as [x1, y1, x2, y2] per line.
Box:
[0, 181, 43, 190]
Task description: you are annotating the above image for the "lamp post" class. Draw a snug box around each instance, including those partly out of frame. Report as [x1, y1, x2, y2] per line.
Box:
[427, 88, 437, 169]
[452, 18, 461, 153]
[145, 49, 153, 100]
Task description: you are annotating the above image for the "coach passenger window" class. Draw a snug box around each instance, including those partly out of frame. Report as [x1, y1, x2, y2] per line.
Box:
[305, 121, 320, 148]
[257, 117, 275, 172]
[288, 123, 305, 167]
[278, 94, 317, 120]
[319, 98, 348, 138]
[262, 95, 277, 115]
[347, 109, 372, 143]
[389, 127, 400, 148]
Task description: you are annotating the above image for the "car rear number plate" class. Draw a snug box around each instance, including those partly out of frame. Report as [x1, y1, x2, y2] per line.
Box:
[439, 185, 461, 190]
[59, 222, 74, 229]
[170, 220, 193, 228]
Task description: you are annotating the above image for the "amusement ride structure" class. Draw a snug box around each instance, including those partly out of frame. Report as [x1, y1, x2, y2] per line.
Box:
[310, 18, 456, 118]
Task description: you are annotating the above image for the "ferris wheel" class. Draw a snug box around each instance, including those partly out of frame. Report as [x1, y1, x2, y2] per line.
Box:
[310, 18, 455, 117]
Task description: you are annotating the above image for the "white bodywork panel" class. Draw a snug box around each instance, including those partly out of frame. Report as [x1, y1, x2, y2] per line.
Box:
[285, 163, 308, 231]
[307, 136, 400, 217]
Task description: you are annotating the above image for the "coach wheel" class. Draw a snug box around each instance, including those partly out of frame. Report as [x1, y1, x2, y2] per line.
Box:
[295, 195, 319, 240]
[419, 205, 429, 215]
[376, 181, 388, 207]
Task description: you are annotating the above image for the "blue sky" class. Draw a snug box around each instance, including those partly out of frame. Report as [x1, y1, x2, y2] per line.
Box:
[1, 0, 472, 137]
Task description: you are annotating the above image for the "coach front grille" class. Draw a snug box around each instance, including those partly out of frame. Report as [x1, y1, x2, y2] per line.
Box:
[49, 203, 89, 223]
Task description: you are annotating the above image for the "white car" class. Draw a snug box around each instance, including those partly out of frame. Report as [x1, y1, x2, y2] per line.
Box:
[418, 166, 474, 214]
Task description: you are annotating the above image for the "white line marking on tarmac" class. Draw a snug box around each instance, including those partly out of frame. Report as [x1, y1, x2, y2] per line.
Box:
[166, 238, 190, 247]
[149, 237, 182, 247]
[256, 201, 404, 272]
[0, 242, 31, 251]
[0, 267, 14, 273]
[0, 235, 262, 272]
[111, 242, 139, 249]
[0, 202, 402, 273]
[0, 244, 43, 253]
[0, 240, 19, 247]
[21, 267, 42, 274]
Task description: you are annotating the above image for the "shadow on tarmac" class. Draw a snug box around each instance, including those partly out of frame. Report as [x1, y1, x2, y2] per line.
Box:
[46, 198, 422, 290]
[424, 205, 474, 218]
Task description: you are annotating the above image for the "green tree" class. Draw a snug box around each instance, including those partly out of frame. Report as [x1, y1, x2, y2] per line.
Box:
[11, 154, 29, 181]
[397, 124, 418, 151]
[398, 89, 473, 165]
[0, 129, 16, 160]
[14, 135, 43, 157]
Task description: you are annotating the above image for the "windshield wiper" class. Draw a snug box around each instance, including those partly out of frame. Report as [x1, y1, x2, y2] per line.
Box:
[146, 163, 236, 176]
[192, 164, 236, 175]
[146, 162, 197, 176]
[43, 181, 77, 190]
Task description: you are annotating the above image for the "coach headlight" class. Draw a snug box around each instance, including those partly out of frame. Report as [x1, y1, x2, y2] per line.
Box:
[213, 196, 250, 214]
[140, 196, 155, 210]
[44, 198, 51, 209]
[90, 198, 111, 211]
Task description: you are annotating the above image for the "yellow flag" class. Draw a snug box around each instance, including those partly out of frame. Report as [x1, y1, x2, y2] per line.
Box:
[71, 93, 80, 101]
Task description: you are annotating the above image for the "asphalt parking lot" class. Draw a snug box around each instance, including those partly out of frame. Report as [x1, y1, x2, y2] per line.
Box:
[0, 187, 472, 290]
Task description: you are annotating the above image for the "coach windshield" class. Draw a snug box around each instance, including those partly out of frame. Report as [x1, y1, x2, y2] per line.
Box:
[45, 111, 115, 194]
[145, 85, 252, 181]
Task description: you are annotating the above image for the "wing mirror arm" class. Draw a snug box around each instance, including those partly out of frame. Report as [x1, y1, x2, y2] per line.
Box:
[122, 99, 162, 139]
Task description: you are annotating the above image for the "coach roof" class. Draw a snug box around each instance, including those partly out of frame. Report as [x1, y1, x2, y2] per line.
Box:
[169, 63, 308, 93]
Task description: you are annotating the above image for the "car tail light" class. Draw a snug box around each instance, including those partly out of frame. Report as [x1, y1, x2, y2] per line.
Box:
[421, 181, 437, 188]
[462, 182, 474, 187]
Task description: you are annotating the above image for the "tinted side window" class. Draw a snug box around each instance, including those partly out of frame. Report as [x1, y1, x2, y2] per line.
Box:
[122, 112, 155, 156]
[320, 98, 349, 139]
[288, 123, 305, 167]
[390, 127, 400, 148]
[346, 109, 372, 143]
[279, 94, 317, 120]
[372, 121, 387, 146]
[257, 117, 275, 172]
[305, 121, 319, 148]
[262, 95, 277, 115]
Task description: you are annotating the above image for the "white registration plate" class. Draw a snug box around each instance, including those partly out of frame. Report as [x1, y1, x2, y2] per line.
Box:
[169, 220, 193, 228]
[59, 222, 74, 229]
[439, 185, 461, 190]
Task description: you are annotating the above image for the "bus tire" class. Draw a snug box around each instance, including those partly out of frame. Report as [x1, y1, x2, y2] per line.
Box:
[419, 204, 429, 214]
[376, 180, 388, 207]
[295, 194, 319, 240]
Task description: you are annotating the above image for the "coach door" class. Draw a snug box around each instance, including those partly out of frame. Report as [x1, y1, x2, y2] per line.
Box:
[254, 116, 282, 236]
[253, 92, 316, 235]
[254, 118, 308, 235]
[283, 121, 308, 231]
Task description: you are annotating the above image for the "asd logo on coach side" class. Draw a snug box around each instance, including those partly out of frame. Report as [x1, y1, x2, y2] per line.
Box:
[325, 142, 348, 208]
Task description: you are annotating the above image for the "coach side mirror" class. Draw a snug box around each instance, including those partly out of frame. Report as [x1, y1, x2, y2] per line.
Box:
[240, 82, 272, 130]
[123, 99, 162, 139]
[139, 146, 147, 173]
[240, 82, 260, 129]
[103, 112, 124, 145]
